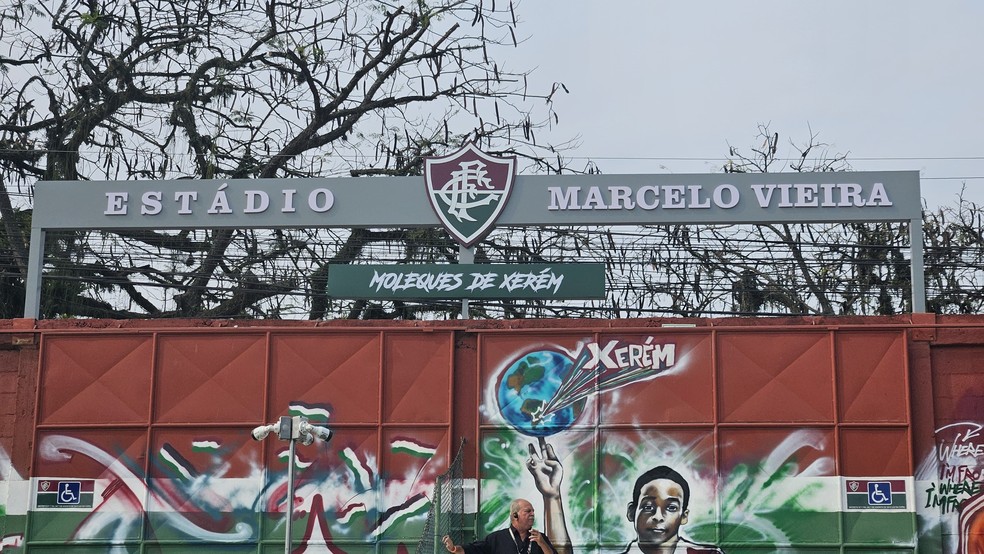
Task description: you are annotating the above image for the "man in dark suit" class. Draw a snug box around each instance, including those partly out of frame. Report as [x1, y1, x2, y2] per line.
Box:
[443, 498, 557, 554]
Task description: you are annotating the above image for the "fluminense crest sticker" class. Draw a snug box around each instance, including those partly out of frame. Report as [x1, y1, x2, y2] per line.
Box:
[424, 143, 516, 247]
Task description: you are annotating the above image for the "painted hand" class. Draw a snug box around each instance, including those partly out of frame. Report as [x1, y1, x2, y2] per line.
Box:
[527, 437, 563, 498]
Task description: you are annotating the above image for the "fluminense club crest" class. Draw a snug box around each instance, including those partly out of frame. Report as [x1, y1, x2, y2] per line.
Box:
[424, 143, 516, 247]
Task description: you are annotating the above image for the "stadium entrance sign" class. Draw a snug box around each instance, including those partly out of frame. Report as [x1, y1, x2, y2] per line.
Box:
[25, 145, 924, 316]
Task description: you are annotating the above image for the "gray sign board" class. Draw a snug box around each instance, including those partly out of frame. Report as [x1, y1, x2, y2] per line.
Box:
[31, 171, 921, 230]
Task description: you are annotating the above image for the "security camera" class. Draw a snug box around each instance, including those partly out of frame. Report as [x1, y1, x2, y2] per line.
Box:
[251, 422, 278, 441]
[298, 420, 333, 444]
[250, 426, 270, 441]
[310, 426, 333, 442]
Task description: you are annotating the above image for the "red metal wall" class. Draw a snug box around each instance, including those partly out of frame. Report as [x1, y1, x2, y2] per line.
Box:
[0, 315, 982, 553]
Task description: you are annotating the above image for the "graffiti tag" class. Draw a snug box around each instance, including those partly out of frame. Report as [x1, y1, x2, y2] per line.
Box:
[569, 337, 675, 371]
[927, 422, 984, 515]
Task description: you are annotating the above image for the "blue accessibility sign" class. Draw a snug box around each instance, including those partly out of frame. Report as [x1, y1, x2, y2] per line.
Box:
[36, 478, 94, 509]
[867, 481, 892, 505]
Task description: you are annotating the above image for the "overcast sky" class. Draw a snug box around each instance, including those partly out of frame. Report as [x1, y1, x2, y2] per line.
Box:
[501, 1, 984, 210]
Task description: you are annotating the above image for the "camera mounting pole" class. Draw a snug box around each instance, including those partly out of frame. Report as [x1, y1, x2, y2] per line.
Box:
[251, 414, 333, 553]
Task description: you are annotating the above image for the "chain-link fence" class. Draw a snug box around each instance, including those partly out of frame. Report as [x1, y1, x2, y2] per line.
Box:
[416, 438, 466, 554]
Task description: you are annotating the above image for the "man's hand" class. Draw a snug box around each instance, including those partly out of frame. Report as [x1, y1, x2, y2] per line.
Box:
[527, 438, 563, 499]
[442, 535, 463, 554]
[530, 529, 555, 554]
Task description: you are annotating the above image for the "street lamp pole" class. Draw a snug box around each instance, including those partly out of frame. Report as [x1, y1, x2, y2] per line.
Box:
[252, 415, 333, 554]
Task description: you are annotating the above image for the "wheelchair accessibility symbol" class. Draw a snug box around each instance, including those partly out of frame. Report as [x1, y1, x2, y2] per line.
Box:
[57, 481, 82, 505]
[867, 481, 892, 505]
[35, 478, 94, 509]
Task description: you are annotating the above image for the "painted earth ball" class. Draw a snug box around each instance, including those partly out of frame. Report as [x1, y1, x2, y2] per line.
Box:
[497, 350, 584, 436]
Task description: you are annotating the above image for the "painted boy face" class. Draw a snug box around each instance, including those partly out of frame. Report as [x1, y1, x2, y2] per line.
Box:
[628, 478, 689, 548]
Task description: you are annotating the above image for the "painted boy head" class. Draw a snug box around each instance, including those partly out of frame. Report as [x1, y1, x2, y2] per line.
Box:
[626, 465, 690, 550]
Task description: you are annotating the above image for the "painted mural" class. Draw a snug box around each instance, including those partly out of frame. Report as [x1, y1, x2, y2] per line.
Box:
[1, 330, 459, 553]
[0, 323, 982, 553]
[474, 332, 915, 554]
[24, 426, 443, 552]
[916, 422, 984, 553]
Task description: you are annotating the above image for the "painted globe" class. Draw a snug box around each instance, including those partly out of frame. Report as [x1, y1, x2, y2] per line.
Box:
[496, 350, 583, 436]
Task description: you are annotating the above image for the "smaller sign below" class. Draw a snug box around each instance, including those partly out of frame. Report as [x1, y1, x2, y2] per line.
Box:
[843, 477, 910, 511]
[327, 263, 606, 300]
[35, 479, 95, 510]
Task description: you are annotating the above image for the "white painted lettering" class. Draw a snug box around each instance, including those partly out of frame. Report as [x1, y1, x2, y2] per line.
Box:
[582, 186, 607, 210]
[467, 272, 498, 291]
[141, 191, 162, 215]
[548, 186, 580, 210]
[369, 270, 464, 293]
[794, 184, 818, 207]
[583, 341, 619, 370]
[609, 186, 635, 209]
[282, 189, 297, 213]
[663, 185, 685, 208]
[869, 182, 893, 206]
[637, 186, 659, 209]
[309, 188, 334, 212]
[838, 183, 864, 207]
[688, 185, 711, 209]
[751, 184, 775, 207]
[208, 183, 233, 214]
[105, 192, 128, 215]
[820, 183, 837, 206]
[495, 268, 564, 293]
[776, 184, 793, 207]
[174, 191, 198, 214]
[715, 184, 739, 208]
[651, 343, 675, 367]
[244, 190, 270, 213]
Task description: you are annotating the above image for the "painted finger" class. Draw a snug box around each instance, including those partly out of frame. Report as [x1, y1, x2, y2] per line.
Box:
[541, 438, 559, 461]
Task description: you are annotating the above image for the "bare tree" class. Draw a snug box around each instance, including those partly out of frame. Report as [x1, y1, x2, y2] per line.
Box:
[630, 125, 918, 317]
[0, 0, 576, 318]
[2, 6, 981, 323]
[923, 192, 984, 313]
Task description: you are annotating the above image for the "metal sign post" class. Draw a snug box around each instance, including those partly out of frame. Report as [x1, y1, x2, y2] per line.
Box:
[459, 245, 474, 319]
